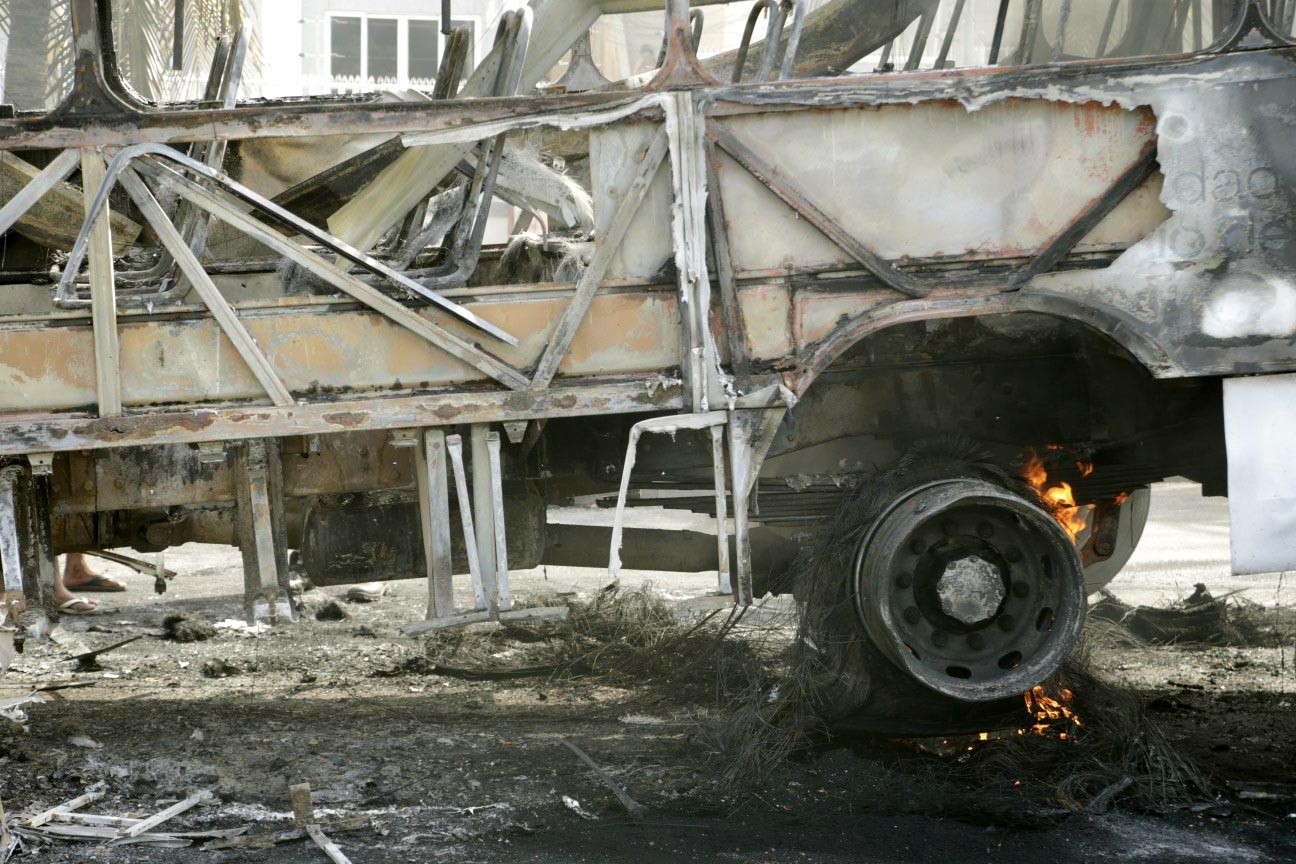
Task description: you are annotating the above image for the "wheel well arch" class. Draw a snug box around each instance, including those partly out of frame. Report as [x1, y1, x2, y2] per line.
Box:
[783, 291, 1180, 401]
[763, 303, 1223, 499]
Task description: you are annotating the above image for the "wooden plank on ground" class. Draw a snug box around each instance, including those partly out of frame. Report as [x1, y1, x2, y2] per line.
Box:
[22, 790, 102, 828]
[119, 790, 212, 839]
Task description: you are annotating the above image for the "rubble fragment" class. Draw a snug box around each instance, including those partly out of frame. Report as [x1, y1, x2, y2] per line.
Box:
[315, 600, 352, 622]
[0, 692, 48, 731]
[1090, 585, 1262, 646]
[202, 658, 241, 679]
[162, 614, 216, 643]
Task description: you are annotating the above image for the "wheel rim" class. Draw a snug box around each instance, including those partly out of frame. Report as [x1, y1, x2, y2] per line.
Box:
[853, 479, 1085, 702]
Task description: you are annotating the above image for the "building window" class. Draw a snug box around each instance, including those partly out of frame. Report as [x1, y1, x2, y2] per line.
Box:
[330, 16, 362, 79]
[408, 19, 440, 82]
[367, 18, 399, 81]
[327, 14, 478, 89]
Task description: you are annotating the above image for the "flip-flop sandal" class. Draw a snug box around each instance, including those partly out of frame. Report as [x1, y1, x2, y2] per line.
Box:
[59, 598, 101, 616]
[70, 575, 127, 593]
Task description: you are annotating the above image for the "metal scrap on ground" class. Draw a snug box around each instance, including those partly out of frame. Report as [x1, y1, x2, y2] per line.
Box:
[10, 783, 373, 857]
[13, 788, 240, 849]
[560, 738, 646, 817]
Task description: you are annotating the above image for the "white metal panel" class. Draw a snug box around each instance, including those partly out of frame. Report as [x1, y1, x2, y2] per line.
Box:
[713, 100, 1167, 274]
[1224, 373, 1296, 574]
[589, 121, 675, 280]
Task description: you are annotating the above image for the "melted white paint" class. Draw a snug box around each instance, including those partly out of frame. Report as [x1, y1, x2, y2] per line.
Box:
[1202, 272, 1296, 339]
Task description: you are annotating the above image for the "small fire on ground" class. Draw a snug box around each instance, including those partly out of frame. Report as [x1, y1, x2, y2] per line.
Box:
[915, 686, 1081, 756]
[1020, 447, 1095, 543]
[918, 685, 1081, 755]
[1022, 684, 1081, 741]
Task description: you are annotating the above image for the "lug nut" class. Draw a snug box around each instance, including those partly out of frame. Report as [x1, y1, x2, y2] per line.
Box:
[895, 571, 913, 590]
[1012, 580, 1030, 598]
[931, 630, 949, 648]
[966, 632, 986, 650]
[903, 606, 921, 625]
[1004, 546, 1023, 563]
[997, 615, 1016, 631]
[909, 538, 926, 555]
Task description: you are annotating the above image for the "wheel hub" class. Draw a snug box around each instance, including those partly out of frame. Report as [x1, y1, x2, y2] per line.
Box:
[936, 555, 1005, 625]
[853, 479, 1085, 702]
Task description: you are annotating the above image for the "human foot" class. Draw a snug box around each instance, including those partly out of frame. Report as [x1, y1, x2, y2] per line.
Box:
[62, 554, 126, 592]
[58, 597, 100, 615]
[54, 579, 100, 614]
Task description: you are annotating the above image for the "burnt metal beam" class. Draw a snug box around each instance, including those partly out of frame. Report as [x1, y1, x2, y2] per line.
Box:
[0, 467, 29, 623]
[704, 138, 750, 381]
[413, 428, 454, 620]
[64, 143, 517, 347]
[708, 123, 928, 299]
[446, 433, 488, 611]
[1016, 0, 1044, 65]
[1052, 0, 1074, 62]
[904, 8, 937, 71]
[0, 149, 83, 239]
[0, 40, 1281, 156]
[135, 158, 529, 390]
[1096, 0, 1122, 57]
[79, 152, 123, 418]
[935, 0, 969, 69]
[234, 438, 294, 625]
[173, 0, 186, 71]
[989, 0, 1012, 64]
[1010, 141, 1159, 288]
[0, 379, 684, 457]
[0, 91, 653, 152]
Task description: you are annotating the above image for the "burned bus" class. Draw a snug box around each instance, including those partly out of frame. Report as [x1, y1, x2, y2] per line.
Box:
[0, 0, 1292, 728]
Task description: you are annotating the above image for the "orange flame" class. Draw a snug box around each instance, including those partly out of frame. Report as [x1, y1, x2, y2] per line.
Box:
[1022, 685, 1081, 740]
[1020, 448, 1093, 543]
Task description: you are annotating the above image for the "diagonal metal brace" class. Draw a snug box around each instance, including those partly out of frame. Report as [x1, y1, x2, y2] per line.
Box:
[531, 127, 670, 388]
[0, 150, 82, 238]
[708, 123, 928, 299]
[133, 157, 529, 390]
[446, 434, 488, 611]
[59, 142, 518, 347]
[1009, 141, 1159, 288]
[118, 167, 294, 406]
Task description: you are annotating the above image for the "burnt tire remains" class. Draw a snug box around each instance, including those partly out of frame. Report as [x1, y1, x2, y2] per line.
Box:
[853, 478, 1085, 702]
